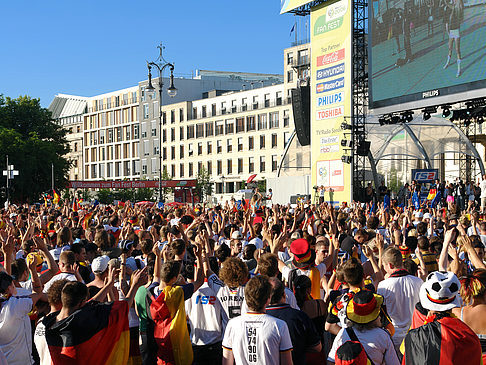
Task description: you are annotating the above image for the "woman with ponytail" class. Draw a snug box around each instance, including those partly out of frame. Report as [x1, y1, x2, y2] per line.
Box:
[453, 269, 486, 363]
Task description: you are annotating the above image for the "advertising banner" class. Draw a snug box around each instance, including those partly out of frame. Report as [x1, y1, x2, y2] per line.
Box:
[310, 0, 352, 204]
[68, 180, 197, 189]
[280, 0, 314, 14]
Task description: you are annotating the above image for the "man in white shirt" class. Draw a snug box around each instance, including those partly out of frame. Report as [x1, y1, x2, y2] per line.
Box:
[480, 175, 486, 213]
[377, 247, 422, 355]
[222, 276, 293, 365]
[43, 251, 81, 293]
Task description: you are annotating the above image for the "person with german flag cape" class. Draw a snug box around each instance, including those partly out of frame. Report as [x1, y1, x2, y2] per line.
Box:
[41, 267, 147, 365]
[144, 244, 204, 365]
[402, 271, 482, 365]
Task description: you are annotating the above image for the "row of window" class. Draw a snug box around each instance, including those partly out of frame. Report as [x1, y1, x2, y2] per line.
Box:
[87, 160, 140, 179]
[85, 125, 140, 147]
[88, 93, 138, 113]
[85, 107, 138, 130]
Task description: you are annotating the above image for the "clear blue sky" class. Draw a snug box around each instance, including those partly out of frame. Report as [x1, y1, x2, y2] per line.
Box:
[0, 0, 301, 107]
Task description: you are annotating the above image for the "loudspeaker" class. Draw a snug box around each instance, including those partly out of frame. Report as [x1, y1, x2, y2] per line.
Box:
[357, 140, 371, 156]
[291, 86, 310, 146]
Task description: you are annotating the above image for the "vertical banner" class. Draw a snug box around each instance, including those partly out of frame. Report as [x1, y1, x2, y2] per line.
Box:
[310, 0, 352, 204]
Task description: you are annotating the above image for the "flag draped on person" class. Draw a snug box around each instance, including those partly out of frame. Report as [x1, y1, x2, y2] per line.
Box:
[431, 190, 442, 208]
[82, 212, 93, 230]
[427, 188, 437, 200]
[43, 301, 130, 365]
[145, 285, 193, 365]
[412, 191, 420, 210]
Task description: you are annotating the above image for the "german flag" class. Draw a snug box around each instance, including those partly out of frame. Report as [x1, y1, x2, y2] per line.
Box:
[146, 285, 193, 365]
[403, 314, 482, 365]
[53, 189, 60, 205]
[82, 211, 93, 230]
[72, 199, 79, 212]
[44, 301, 130, 365]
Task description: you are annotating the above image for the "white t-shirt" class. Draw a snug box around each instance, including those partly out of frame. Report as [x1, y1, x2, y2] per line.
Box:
[34, 321, 51, 365]
[328, 327, 400, 365]
[207, 274, 245, 319]
[377, 274, 423, 345]
[0, 296, 34, 365]
[185, 282, 228, 345]
[480, 180, 486, 198]
[43, 272, 78, 293]
[222, 312, 293, 365]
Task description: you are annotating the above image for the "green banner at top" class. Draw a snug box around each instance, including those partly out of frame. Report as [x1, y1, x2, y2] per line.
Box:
[280, 0, 314, 13]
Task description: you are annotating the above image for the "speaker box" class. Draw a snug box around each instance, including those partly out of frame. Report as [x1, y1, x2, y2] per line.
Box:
[291, 86, 311, 146]
[357, 141, 371, 156]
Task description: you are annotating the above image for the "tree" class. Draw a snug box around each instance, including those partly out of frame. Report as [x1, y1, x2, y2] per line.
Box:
[196, 166, 213, 202]
[160, 168, 173, 202]
[0, 95, 70, 202]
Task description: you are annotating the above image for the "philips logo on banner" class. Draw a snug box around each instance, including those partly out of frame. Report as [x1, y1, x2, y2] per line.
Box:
[316, 77, 345, 94]
[317, 91, 344, 107]
[412, 169, 438, 182]
[316, 63, 345, 80]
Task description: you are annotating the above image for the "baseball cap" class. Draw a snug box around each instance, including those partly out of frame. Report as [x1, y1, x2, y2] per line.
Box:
[231, 231, 243, 240]
[423, 212, 432, 219]
[91, 255, 110, 274]
[415, 211, 424, 218]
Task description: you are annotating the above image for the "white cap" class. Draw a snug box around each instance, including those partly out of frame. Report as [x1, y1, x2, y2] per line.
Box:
[415, 211, 424, 218]
[423, 212, 432, 219]
[231, 230, 243, 240]
[9, 213, 17, 219]
[92, 255, 110, 274]
[49, 248, 61, 261]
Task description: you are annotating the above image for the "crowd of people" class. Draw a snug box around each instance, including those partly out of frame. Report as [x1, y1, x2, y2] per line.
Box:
[0, 185, 486, 364]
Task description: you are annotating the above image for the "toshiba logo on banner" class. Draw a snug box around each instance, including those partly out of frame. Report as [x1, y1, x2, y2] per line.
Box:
[316, 49, 345, 67]
[316, 106, 345, 120]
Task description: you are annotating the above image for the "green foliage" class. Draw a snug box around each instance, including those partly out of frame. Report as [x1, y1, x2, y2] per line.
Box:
[160, 168, 173, 201]
[256, 179, 266, 192]
[388, 168, 403, 194]
[0, 95, 70, 202]
[95, 187, 154, 204]
[196, 166, 213, 201]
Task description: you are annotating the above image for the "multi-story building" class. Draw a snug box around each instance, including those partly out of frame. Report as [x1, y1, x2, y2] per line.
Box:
[82, 86, 140, 181]
[48, 94, 88, 181]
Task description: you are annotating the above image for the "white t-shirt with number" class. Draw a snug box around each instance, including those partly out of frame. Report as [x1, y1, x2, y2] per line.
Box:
[207, 274, 245, 319]
[222, 312, 293, 365]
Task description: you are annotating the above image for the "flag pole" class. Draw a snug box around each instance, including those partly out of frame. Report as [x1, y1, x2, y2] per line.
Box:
[51, 163, 54, 191]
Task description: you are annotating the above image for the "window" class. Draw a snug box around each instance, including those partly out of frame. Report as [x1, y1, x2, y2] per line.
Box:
[215, 120, 224, 136]
[74, 143, 78, 152]
[269, 112, 279, 128]
[242, 98, 247, 111]
[227, 159, 232, 174]
[217, 140, 222, 153]
[141, 123, 147, 138]
[217, 160, 222, 175]
[246, 116, 255, 131]
[179, 108, 184, 122]
[260, 135, 265, 149]
[238, 137, 243, 152]
[260, 156, 265, 172]
[202, 106, 207, 118]
[258, 114, 267, 130]
[196, 124, 204, 138]
[207, 141, 212, 154]
[162, 112, 167, 125]
[180, 126, 184, 140]
[198, 142, 203, 155]
[271, 134, 278, 148]
[298, 49, 309, 65]
[284, 132, 290, 147]
[272, 155, 278, 171]
[151, 121, 157, 136]
[162, 147, 167, 160]
[211, 104, 216, 116]
[276, 91, 282, 106]
[171, 128, 175, 142]
[287, 70, 294, 82]
[225, 119, 234, 134]
[248, 136, 254, 150]
[162, 129, 167, 142]
[187, 125, 194, 139]
[171, 146, 175, 160]
[142, 163, 147, 175]
[283, 109, 290, 127]
[249, 157, 254, 173]
[133, 125, 139, 139]
[125, 127, 131, 140]
[227, 139, 232, 153]
[287, 52, 294, 65]
[238, 158, 243, 173]
[171, 110, 175, 124]
[180, 145, 184, 158]
[143, 104, 149, 119]
[188, 143, 194, 156]
[205, 121, 214, 137]
[231, 100, 237, 113]
[180, 163, 184, 177]
[143, 141, 149, 156]
[171, 164, 176, 177]
[189, 162, 193, 176]
[151, 158, 158, 174]
[192, 107, 197, 119]
[236, 118, 245, 133]
[264, 94, 270, 108]
[153, 140, 159, 155]
[252, 96, 258, 110]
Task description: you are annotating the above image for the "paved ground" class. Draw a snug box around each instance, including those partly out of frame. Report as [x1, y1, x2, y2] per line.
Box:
[371, 5, 486, 103]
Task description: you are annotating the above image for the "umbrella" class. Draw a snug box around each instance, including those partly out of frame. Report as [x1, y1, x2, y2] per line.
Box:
[247, 174, 257, 184]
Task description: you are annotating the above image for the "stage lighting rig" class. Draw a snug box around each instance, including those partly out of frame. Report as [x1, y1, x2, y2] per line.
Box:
[341, 122, 352, 130]
[422, 106, 437, 121]
[341, 139, 353, 148]
[441, 105, 451, 118]
[400, 111, 414, 123]
[341, 155, 352, 164]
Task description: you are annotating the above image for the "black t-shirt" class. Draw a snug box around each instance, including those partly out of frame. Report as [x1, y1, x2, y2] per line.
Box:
[266, 303, 321, 363]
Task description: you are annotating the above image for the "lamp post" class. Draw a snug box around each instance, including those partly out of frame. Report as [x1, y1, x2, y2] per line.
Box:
[146, 43, 177, 203]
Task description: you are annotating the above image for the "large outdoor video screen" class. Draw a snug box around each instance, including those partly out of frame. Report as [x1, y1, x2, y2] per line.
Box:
[370, 0, 486, 112]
